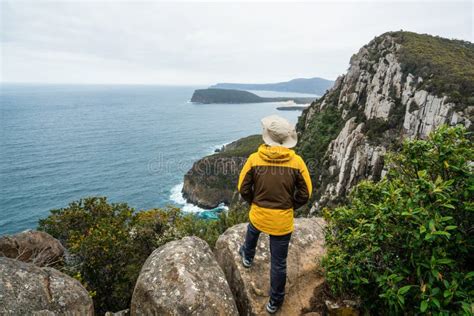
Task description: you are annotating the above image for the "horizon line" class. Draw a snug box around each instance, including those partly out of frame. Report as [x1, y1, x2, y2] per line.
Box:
[0, 76, 337, 87]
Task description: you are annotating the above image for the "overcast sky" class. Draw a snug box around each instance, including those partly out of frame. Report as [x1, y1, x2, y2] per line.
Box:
[0, 1, 472, 85]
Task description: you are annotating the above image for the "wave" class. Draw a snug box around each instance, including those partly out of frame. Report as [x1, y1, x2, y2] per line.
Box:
[209, 141, 230, 154]
[169, 182, 228, 217]
[169, 183, 202, 213]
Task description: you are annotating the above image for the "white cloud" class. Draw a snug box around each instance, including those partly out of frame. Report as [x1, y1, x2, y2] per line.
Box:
[1, 0, 472, 84]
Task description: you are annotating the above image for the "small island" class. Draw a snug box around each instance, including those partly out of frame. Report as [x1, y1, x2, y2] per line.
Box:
[191, 88, 315, 104]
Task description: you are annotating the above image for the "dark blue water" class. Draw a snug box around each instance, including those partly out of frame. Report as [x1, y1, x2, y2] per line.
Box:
[0, 84, 304, 235]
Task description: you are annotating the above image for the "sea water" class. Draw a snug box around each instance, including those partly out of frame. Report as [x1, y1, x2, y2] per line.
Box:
[0, 84, 309, 235]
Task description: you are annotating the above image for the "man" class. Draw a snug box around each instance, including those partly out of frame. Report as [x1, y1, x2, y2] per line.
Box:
[237, 115, 312, 314]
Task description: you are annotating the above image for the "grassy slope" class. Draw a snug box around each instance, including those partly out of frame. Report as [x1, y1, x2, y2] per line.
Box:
[212, 134, 262, 158]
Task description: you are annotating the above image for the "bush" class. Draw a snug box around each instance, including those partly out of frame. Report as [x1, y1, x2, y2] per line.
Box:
[176, 202, 249, 247]
[322, 125, 474, 315]
[296, 104, 345, 208]
[38, 197, 249, 314]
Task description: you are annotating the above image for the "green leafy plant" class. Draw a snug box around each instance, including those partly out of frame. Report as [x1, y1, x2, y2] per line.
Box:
[322, 125, 474, 315]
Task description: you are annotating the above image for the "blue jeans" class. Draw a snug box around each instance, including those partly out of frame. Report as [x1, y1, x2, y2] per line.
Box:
[241, 222, 292, 304]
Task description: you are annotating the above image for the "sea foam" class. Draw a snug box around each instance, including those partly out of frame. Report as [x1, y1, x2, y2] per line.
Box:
[169, 182, 228, 217]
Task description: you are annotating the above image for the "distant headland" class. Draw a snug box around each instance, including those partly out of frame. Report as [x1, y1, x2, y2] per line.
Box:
[190, 88, 315, 104]
[210, 77, 334, 95]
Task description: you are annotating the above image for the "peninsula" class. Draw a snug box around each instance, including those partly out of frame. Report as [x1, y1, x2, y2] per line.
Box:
[190, 88, 315, 104]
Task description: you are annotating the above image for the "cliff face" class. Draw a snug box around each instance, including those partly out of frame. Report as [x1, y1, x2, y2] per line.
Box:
[182, 135, 262, 209]
[297, 31, 473, 212]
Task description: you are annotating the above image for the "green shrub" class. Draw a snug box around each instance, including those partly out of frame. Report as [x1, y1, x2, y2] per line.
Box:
[38, 197, 249, 314]
[322, 125, 474, 315]
[296, 104, 345, 207]
[212, 134, 262, 158]
[38, 198, 177, 313]
[176, 202, 249, 247]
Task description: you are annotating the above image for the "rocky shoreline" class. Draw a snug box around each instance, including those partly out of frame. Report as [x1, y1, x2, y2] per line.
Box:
[181, 134, 262, 209]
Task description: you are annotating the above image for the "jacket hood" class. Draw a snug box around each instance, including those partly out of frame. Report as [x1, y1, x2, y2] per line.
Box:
[257, 144, 295, 163]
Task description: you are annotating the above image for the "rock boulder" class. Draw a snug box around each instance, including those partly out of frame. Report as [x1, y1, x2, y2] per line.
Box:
[214, 217, 327, 316]
[0, 257, 93, 315]
[0, 230, 65, 267]
[131, 236, 238, 316]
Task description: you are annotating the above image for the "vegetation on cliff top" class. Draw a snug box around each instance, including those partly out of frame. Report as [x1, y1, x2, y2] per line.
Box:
[323, 125, 474, 314]
[212, 134, 262, 158]
[390, 31, 474, 105]
[38, 199, 248, 314]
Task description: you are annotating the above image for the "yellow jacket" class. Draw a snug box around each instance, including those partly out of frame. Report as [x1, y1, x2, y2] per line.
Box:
[237, 145, 312, 235]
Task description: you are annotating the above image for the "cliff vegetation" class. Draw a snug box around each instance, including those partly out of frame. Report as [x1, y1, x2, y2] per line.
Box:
[392, 31, 474, 105]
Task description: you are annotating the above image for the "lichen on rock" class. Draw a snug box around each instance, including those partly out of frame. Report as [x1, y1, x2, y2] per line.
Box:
[131, 236, 238, 316]
[0, 257, 93, 315]
[0, 230, 65, 267]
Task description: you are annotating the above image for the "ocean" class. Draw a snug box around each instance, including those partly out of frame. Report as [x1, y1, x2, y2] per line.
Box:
[0, 84, 311, 235]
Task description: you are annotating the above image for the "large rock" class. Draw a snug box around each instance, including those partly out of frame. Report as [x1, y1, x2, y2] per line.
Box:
[0, 230, 65, 267]
[214, 217, 327, 316]
[131, 236, 238, 316]
[0, 257, 93, 315]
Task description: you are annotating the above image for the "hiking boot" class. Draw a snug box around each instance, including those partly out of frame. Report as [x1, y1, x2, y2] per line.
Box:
[238, 245, 252, 268]
[265, 299, 282, 314]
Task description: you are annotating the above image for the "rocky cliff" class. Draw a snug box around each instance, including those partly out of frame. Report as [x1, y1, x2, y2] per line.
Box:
[296, 31, 474, 212]
[182, 135, 262, 209]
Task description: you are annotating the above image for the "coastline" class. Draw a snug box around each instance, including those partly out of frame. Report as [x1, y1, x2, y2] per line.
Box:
[168, 141, 232, 217]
